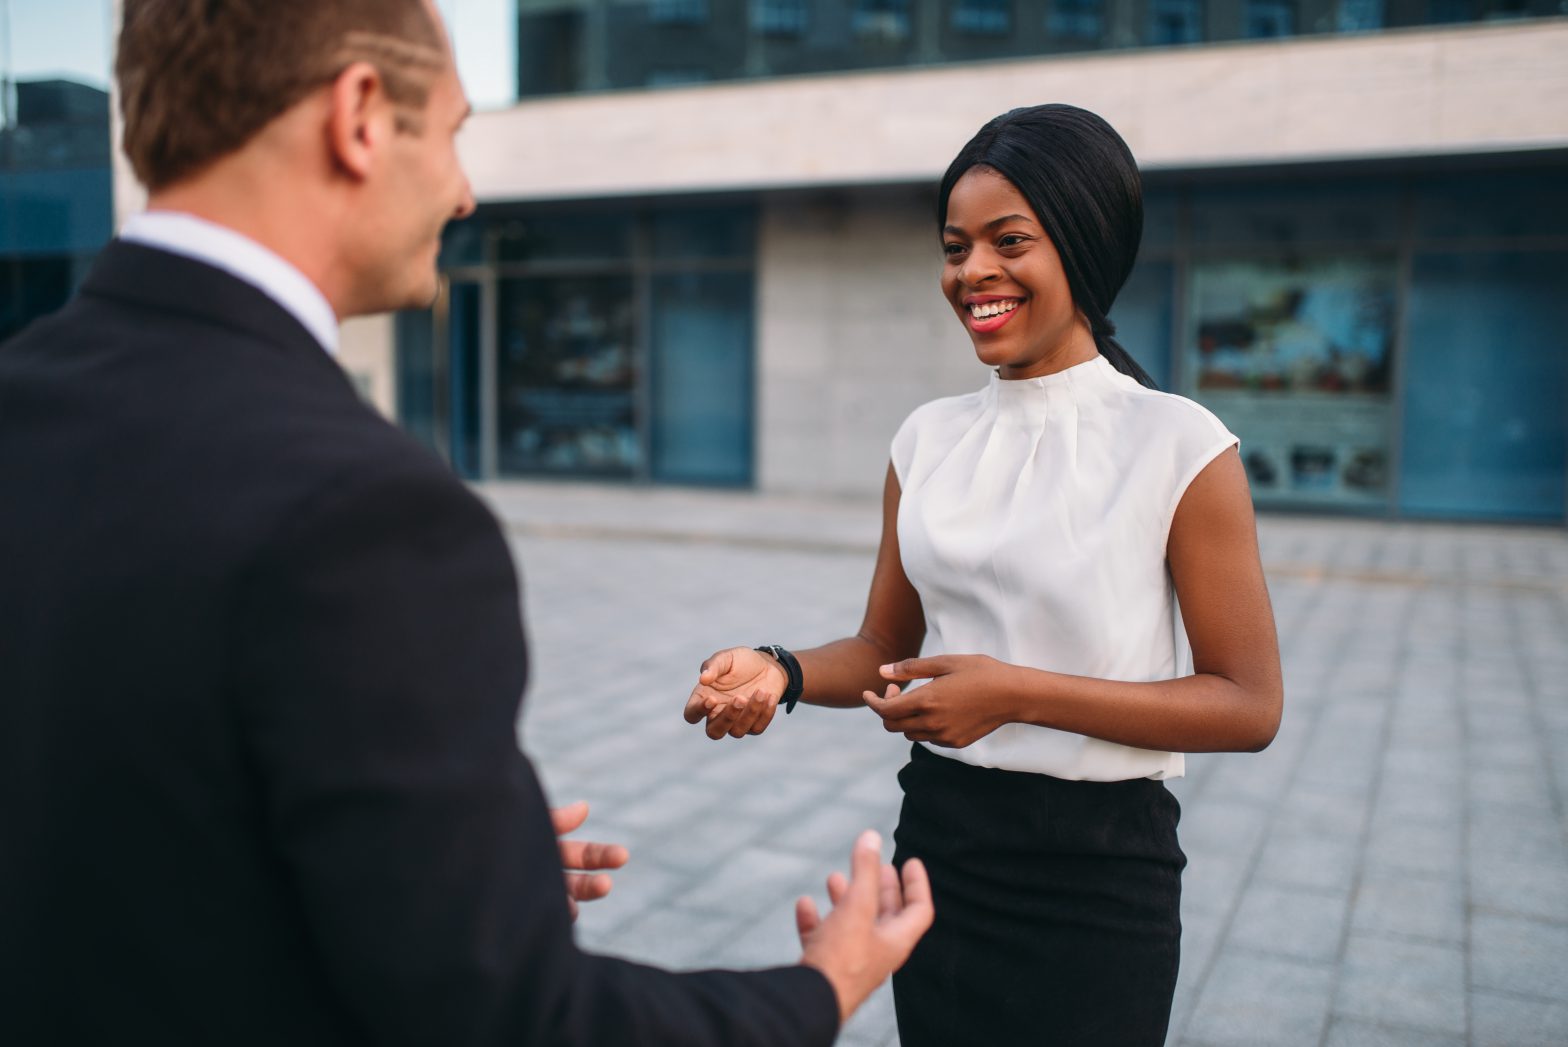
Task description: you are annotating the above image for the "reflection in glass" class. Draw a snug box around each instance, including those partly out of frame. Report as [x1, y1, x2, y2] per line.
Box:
[651, 272, 754, 485]
[0, 0, 113, 340]
[1148, 0, 1204, 43]
[853, 0, 913, 39]
[1336, 0, 1384, 30]
[953, 0, 1013, 35]
[650, 0, 711, 25]
[497, 276, 640, 478]
[1186, 257, 1398, 510]
[753, 0, 810, 35]
[1114, 260, 1174, 392]
[1244, 0, 1295, 36]
[1047, 0, 1104, 40]
[1400, 251, 1568, 520]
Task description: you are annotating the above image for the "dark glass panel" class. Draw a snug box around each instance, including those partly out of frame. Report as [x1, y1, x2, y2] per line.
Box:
[496, 275, 640, 478]
[1399, 250, 1568, 521]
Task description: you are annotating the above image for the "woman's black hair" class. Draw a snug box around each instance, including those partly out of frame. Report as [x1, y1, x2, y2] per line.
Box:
[938, 103, 1157, 389]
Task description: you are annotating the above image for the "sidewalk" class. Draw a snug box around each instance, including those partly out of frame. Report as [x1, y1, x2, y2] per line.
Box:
[476, 480, 1568, 1047]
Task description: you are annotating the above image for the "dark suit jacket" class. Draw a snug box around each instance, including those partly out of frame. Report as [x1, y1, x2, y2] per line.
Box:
[0, 241, 837, 1046]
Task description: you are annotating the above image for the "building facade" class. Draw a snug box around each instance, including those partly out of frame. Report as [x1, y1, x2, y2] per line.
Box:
[384, 4, 1568, 524]
[20, 3, 1560, 523]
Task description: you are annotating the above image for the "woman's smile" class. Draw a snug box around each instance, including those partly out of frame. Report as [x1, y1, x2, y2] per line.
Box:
[964, 295, 1024, 333]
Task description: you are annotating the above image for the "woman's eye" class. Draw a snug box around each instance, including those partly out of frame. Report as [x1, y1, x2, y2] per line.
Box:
[943, 243, 967, 257]
[998, 234, 1027, 248]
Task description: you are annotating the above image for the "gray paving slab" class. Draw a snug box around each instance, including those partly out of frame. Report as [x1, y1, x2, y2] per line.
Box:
[1332, 934, 1468, 1036]
[476, 480, 1568, 1046]
[1471, 991, 1568, 1047]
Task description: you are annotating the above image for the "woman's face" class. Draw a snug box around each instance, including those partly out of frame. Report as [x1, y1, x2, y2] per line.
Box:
[940, 166, 1097, 380]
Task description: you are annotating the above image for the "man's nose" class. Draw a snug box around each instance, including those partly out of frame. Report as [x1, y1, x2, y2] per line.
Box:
[453, 179, 477, 220]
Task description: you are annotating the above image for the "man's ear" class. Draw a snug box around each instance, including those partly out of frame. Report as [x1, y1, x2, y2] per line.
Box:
[326, 61, 388, 180]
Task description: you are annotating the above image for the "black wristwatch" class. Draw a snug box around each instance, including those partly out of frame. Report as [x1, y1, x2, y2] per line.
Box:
[755, 644, 804, 714]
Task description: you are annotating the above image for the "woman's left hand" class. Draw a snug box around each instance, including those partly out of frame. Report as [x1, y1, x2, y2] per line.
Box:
[864, 655, 1021, 749]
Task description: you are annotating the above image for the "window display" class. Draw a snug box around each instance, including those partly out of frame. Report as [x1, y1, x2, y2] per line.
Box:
[1186, 256, 1398, 509]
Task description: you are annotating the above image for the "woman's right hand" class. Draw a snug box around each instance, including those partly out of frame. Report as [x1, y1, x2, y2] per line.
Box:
[682, 646, 789, 740]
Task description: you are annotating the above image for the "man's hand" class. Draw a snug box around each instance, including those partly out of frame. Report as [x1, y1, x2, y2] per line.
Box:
[864, 655, 1019, 749]
[681, 647, 788, 740]
[551, 801, 629, 920]
[798, 830, 934, 1022]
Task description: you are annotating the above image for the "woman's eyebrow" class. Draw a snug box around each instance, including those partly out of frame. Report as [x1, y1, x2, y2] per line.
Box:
[943, 214, 1036, 236]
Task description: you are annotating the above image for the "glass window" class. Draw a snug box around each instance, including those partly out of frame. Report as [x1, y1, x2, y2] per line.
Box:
[1047, 0, 1104, 39]
[1, 1, 112, 342]
[753, 0, 810, 36]
[952, 0, 1013, 35]
[650, 272, 754, 484]
[1244, 0, 1296, 36]
[1147, 0, 1203, 44]
[408, 204, 758, 484]
[854, 0, 913, 40]
[1428, 0, 1473, 22]
[646, 69, 714, 87]
[446, 282, 483, 479]
[1113, 260, 1175, 391]
[1412, 171, 1568, 242]
[1399, 250, 1567, 521]
[516, 8, 585, 97]
[1188, 182, 1403, 246]
[496, 275, 641, 478]
[651, 207, 756, 260]
[649, 0, 710, 25]
[1185, 256, 1400, 510]
[493, 211, 635, 265]
[1336, 0, 1384, 30]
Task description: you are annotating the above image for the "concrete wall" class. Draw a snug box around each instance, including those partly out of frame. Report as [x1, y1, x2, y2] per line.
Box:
[459, 20, 1568, 203]
[339, 314, 397, 419]
[755, 190, 983, 497]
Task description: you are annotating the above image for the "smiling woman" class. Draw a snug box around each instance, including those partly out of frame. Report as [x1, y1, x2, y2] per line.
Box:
[684, 103, 1283, 1047]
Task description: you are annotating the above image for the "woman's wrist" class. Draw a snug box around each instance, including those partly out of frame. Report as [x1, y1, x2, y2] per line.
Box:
[757, 649, 789, 692]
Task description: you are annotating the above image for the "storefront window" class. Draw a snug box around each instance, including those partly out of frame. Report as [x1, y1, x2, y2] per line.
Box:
[400, 203, 757, 485]
[1400, 250, 1568, 521]
[497, 275, 640, 477]
[1185, 256, 1398, 510]
[0, 0, 112, 342]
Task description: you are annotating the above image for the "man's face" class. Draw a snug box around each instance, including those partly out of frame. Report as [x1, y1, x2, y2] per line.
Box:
[361, 50, 475, 314]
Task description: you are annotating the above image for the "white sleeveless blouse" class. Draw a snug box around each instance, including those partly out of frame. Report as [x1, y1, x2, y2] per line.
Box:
[890, 354, 1238, 782]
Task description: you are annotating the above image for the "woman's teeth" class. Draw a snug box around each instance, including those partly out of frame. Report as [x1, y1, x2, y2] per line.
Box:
[969, 300, 1019, 319]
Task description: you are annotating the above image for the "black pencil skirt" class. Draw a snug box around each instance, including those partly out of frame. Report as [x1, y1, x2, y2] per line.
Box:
[890, 744, 1186, 1047]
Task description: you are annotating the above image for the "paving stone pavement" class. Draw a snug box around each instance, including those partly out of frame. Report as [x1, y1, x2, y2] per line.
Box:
[475, 482, 1568, 1047]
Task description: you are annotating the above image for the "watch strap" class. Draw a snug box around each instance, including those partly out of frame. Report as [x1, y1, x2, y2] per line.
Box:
[755, 644, 804, 714]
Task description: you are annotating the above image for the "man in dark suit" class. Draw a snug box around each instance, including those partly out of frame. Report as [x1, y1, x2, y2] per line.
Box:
[0, 1, 931, 1043]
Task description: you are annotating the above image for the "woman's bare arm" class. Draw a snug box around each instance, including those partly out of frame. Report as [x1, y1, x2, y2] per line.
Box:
[686, 463, 926, 737]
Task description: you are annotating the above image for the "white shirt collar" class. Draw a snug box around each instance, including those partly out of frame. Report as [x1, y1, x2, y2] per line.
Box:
[119, 211, 340, 356]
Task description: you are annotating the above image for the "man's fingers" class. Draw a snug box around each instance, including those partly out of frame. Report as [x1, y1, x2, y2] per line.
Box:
[564, 871, 613, 902]
[877, 863, 900, 919]
[550, 801, 589, 835]
[887, 858, 936, 941]
[826, 870, 849, 908]
[559, 839, 629, 871]
[795, 895, 821, 940]
[845, 829, 883, 912]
